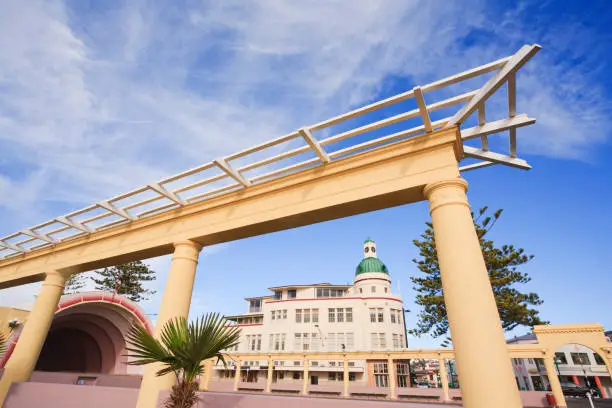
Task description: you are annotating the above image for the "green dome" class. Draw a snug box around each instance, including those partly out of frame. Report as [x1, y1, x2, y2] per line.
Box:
[356, 257, 389, 275]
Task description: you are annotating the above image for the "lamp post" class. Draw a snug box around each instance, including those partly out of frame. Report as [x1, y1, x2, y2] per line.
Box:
[314, 325, 325, 349]
[402, 309, 410, 348]
[554, 357, 561, 378]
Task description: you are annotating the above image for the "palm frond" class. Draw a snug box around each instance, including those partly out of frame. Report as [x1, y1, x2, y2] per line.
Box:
[125, 312, 241, 383]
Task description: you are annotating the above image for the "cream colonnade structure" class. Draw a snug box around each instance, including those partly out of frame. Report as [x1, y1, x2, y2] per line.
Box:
[0, 44, 547, 408]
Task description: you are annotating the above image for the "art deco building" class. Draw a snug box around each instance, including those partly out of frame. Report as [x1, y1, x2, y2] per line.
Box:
[211, 239, 412, 390]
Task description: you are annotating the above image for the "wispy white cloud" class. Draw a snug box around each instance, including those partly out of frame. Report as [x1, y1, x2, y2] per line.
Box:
[0, 0, 610, 309]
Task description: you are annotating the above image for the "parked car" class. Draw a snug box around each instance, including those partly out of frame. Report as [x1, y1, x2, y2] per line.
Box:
[560, 382, 592, 397]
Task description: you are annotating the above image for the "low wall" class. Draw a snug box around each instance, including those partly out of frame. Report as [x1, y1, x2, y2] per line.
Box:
[3, 382, 138, 408]
[3, 379, 550, 408]
[30, 371, 142, 388]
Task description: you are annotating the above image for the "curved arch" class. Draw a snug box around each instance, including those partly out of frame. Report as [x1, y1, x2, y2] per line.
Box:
[0, 291, 153, 370]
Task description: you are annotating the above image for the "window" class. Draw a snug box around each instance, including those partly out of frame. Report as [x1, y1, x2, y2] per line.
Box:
[328, 332, 354, 351]
[393, 334, 399, 349]
[247, 335, 262, 351]
[360, 288, 363, 294]
[288, 289, 297, 299]
[348, 362, 355, 367]
[294, 361, 301, 366]
[346, 308, 353, 322]
[316, 288, 346, 298]
[594, 353, 606, 365]
[274, 291, 282, 300]
[371, 286, 376, 293]
[396, 362, 409, 387]
[249, 299, 262, 313]
[312, 309, 319, 323]
[328, 373, 336, 381]
[294, 333, 316, 351]
[293, 372, 301, 380]
[271, 311, 276, 320]
[283, 309, 287, 319]
[311, 361, 318, 367]
[571, 352, 590, 366]
[296, 309, 302, 323]
[384, 287, 388, 293]
[337, 308, 344, 323]
[370, 333, 386, 349]
[349, 373, 356, 381]
[555, 352, 568, 365]
[399, 334, 404, 348]
[304, 309, 311, 323]
[369, 308, 384, 323]
[328, 308, 336, 323]
[270, 333, 286, 351]
[329, 361, 336, 367]
[373, 363, 389, 387]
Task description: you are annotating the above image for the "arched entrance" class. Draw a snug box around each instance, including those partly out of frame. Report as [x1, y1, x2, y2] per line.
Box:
[552, 343, 611, 400]
[36, 327, 102, 373]
[0, 292, 153, 376]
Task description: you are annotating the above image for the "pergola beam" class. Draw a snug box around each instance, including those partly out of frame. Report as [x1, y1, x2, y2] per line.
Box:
[446, 44, 541, 126]
[413, 87, 433, 132]
[148, 183, 185, 205]
[460, 114, 535, 141]
[299, 128, 330, 163]
[19, 229, 57, 244]
[459, 161, 495, 172]
[55, 216, 92, 233]
[98, 201, 135, 221]
[463, 146, 531, 170]
[0, 241, 26, 253]
[214, 158, 251, 187]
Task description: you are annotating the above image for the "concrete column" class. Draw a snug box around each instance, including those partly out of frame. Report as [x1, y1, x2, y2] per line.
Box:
[0, 270, 68, 405]
[302, 356, 309, 395]
[199, 360, 213, 391]
[233, 360, 242, 391]
[424, 178, 522, 408]
[343, 355, 349, 397]
[387, 356, 397, 399]
[265, 357, 274, 393]
[438, 358, 450, 402]
[543, 357, 567, 408]
[136, 240, 202, 408]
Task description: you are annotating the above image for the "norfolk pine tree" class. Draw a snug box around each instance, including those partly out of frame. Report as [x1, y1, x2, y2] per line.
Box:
[63, 273, 87, 295]
[92, 261, 156, 302]
[410, 206, 547, 338]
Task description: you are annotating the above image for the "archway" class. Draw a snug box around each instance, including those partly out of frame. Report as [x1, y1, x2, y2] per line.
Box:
[552, 343, 611, 399]
[36, 327, 102, 373]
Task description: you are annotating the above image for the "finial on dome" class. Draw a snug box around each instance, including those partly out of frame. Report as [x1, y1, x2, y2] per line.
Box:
[363, 238, 377, 258]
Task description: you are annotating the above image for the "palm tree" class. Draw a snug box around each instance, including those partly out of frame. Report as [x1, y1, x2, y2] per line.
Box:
[126, 313, 241, 408]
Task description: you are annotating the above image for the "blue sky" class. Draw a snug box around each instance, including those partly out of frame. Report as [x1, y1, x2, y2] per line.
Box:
[0, 0, 611, 348]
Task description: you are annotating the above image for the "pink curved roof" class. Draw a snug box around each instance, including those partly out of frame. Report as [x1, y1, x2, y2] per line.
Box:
[0, 291, 153, 368]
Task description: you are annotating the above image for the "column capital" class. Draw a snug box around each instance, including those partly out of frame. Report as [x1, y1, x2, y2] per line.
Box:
[423, 178, 470, 215]
[172, 240, 203, 252]
[171, 240, 202, 262]
[42, 270, 69, 288]
[423, 178, 468, 199]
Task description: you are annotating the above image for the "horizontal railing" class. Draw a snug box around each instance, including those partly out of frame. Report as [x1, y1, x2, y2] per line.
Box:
[0, 44, 540, 260]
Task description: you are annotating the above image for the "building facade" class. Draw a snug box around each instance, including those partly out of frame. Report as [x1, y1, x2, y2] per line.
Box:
[212, 239, 410, 388]
[507, 334, 612, 398]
